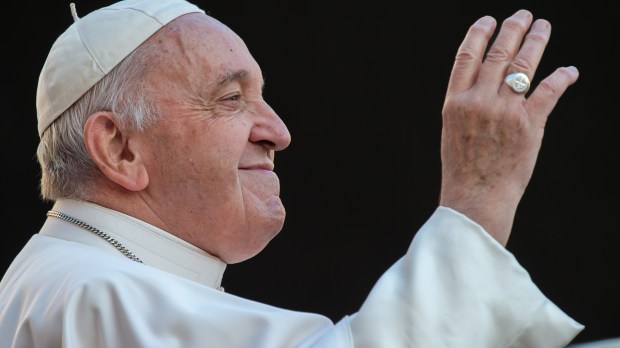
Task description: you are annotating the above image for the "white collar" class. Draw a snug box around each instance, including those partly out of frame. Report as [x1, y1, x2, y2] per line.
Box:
[40, 198, 227, 290]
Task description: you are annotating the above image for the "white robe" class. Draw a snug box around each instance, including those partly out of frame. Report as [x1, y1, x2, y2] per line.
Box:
[0, 198, 584, 347]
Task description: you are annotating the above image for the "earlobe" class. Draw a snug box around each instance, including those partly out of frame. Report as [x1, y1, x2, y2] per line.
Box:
[83, 112, 149, 191]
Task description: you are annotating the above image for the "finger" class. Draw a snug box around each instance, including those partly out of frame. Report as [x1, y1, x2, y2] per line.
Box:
[478, 9, 533, 89]
[500, 19, 551, 95]
[525, 66, 579, 122]
[446, 16, 496, 94]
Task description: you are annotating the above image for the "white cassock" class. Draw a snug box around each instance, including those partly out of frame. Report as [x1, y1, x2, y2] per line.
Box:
[0, 198, 583, 347]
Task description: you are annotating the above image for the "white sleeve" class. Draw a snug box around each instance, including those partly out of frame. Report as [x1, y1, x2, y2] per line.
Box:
[344, 206, 584, 348]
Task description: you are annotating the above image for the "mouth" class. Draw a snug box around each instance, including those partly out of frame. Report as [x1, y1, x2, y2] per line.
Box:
[239, 163, 275, 171]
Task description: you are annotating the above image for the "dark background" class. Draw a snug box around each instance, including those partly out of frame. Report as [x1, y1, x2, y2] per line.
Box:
[2, 0, 617, 344]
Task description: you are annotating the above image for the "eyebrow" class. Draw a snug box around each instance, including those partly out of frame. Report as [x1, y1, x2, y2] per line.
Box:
[215, 69, 265, 90]
[217, 69, 248, 86]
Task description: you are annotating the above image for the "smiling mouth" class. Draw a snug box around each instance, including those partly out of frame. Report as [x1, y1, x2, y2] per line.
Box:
[239, 163, 275, 171]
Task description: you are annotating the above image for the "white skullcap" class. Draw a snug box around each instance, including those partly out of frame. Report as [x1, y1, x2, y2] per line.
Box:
[36, 0, 205, 137]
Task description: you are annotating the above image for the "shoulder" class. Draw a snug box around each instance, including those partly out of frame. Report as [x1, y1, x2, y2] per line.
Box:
[8, 233, 190, 301]
[2, 235, 340, 347]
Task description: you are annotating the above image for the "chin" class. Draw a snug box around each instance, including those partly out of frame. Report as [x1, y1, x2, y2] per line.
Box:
[224, 211, 286, 264]
[255, 196, 287, 238]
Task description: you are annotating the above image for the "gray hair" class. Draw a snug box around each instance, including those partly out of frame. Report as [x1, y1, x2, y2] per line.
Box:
[37, 42, 162, 201]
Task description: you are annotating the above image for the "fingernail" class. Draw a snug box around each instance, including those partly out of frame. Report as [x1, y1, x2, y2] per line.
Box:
[568, 66, 579, 73]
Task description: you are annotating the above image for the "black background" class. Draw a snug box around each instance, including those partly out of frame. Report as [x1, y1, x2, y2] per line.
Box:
[2, 0, 618, 344]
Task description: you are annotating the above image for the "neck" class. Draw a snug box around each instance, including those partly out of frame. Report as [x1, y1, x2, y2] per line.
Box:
[85, 185, 172, 236]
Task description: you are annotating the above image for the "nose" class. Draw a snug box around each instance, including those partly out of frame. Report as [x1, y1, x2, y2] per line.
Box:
[249, 101, 291, 151]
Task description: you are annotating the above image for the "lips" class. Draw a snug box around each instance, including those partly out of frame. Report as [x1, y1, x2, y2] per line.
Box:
[238, 164, 280, 195]
[238, 168, 278, 181]
[238, 162, 275, 171]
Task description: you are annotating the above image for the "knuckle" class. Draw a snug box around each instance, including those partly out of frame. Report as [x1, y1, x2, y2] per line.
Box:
[442, 96, 460, 115]
[454, 46, 477, 62]
[443, 94, 487, 118]
[467, 95, 487, 111]
[525, 32, 548, 44]
[485, 46, 512, 63]
[509, 57, 532, 73]
[537, 79, 559, 98]
[502, 17, 528, 32]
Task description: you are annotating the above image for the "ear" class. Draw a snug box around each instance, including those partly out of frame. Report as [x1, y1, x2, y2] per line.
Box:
[83, 112, 149, 191]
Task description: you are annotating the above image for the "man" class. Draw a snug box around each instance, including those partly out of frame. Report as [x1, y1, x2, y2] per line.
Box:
[0, 0, 583, 346]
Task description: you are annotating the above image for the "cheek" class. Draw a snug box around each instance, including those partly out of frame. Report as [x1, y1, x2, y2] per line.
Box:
[187, 152, 249, 204]
[148, 117, 251, 191]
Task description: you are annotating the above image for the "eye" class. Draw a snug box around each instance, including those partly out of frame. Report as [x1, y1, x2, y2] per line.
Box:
[223, 93, 241, 101]
[217, 92, 244, 114]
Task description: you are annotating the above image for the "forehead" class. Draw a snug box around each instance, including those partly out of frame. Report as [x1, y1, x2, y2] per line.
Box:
[144, 13, 263, 90]
[159, 13, 239, 50]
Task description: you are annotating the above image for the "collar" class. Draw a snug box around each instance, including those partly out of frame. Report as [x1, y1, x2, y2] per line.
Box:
[39, 198, 227, 290]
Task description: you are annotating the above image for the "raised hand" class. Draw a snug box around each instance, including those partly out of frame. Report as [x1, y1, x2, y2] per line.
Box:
[439, 9, 579, 245]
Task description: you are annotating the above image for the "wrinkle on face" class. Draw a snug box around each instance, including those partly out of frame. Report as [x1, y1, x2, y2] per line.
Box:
[129, 13, 288, 263]
[146, 17, 261, 122]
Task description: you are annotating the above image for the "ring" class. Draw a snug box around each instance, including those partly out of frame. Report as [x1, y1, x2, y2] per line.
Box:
[504, 72, 530, 94]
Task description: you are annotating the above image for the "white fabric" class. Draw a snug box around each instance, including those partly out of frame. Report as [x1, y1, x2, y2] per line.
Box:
[0, 199, 584, 347]
[36, 0, 204, 136]
[39, 199, 226, 289]
[569, 338, 620, 348]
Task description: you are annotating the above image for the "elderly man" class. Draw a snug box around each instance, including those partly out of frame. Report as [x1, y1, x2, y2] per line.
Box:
[0, 0, 583, 347]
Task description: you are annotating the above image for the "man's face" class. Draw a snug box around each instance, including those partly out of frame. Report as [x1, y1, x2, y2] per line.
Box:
[134, 14, 291, 263]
